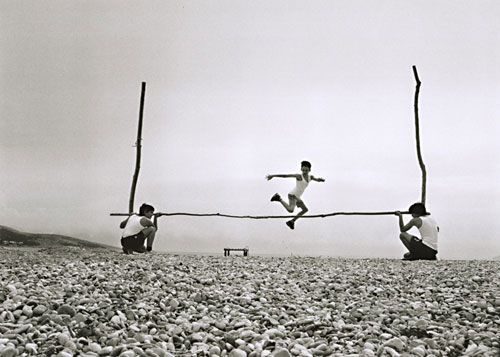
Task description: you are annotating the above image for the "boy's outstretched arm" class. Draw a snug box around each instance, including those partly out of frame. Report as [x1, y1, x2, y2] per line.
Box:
[266, 174, 300, 180]
[395, 211, 420, 232]
[311, 175, 325, 182]
[153, 213, 162, 230]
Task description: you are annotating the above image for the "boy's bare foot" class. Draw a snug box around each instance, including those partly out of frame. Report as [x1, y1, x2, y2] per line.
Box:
[271, 193, 281, 202]
[286, 220, 295, 230]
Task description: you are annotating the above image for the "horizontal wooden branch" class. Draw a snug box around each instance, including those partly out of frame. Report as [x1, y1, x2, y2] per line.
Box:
[110, 211, 411, 219]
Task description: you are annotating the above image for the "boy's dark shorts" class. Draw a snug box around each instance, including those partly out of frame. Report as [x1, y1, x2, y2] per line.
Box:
[409, 236, 437, 260]
[121, 231, 146, 252]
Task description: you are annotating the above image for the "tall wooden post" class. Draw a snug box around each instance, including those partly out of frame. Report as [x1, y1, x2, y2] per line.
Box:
[129, 82, 147, 213]
[412, 66, 427, 205]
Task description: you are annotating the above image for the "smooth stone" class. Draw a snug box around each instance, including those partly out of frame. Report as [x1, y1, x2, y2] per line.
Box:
[144, 348, 165, 357]
[191, 333, 204, 342]
[58, 352, 73, 357]
[192, 323, 201, 332]
[363, 342, 375, 351]
[58, 333, 71, 345]
[22, 305, 33, 317]
[215, 321, 226, 330]
[264, 328, 284, 338]
[13, 324, 32, 334]
[89, 342, 102, 352]
[272, 349, 291, 357]
[209, 346, 221, 355]
[57, 305, 76, 317]
[384, 346, 401, 357]
[385, 337, 404, 351]
[170, 299, 180, 309]
[120, 351, 135, 357]
[361, 349, 375, 357]
[476, 301, 487, 309]
[0, 347, 16, 357]
[32, 305, 47, 316]
[132, 347, 144, 355]
[25, 343, 38, 353]
[467, 330, 477, 339]
[65, 341, 77, 351]
[423, 339, 437, 349]
[13, 310, 23, 319]
[411, 347, 426, 357]
[159, 334, 169, 341]
[310, 348, 324, 356]
[134, 333, 146, 343]
[229, 349, 247, 357]
[415, 319, 428, 329]
[172, 326, 182, 336]
[6, 285, 17, 295]
[99, 347, 113, 355]
[125, 310, 136, 320]
[73, 313, 86, 323]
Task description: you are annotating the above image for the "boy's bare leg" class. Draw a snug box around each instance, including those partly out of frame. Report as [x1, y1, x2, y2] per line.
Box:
[399, 232, 413, 251]
[279, 195, 297, 213]
[143, 227, 157, 251]
[292, 200, 308, 222]
[286, 200, 308, 230]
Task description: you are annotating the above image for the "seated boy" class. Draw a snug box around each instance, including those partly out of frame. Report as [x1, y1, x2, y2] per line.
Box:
[396, 203, 438, 260]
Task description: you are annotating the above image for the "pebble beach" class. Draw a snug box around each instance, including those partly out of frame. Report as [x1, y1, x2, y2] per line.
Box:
[0, 247, 499, 357]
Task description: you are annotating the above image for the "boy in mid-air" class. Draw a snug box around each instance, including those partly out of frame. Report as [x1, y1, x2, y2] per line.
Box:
[267, 160, 325, 230]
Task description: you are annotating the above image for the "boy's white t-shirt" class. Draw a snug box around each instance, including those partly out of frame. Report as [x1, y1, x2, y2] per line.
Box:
[122, 215, 151, 238]
[289, 174, 310, 198]
[418, 215, 438, 251]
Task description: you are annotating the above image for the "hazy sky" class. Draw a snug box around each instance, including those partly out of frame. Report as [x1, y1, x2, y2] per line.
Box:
[1, 1, 499, 259]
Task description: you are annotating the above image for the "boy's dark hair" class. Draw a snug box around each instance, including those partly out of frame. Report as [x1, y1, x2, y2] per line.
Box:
[139, 203, 155, 216]
[408, 202, 429, 216]
[301, 160, 312, 169]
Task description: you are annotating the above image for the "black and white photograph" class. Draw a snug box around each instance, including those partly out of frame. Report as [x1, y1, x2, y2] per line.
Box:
[1, 1, 499, 356]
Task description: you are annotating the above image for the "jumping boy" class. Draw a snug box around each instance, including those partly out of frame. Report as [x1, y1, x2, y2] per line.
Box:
[396, 202, 439, 260]
[120, 203, 161, 254]
[267, 161, 325, 230]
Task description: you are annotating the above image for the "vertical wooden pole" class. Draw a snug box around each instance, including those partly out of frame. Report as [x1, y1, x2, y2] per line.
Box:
[129, 82, 147, 213]
[412, 66, 427, 205]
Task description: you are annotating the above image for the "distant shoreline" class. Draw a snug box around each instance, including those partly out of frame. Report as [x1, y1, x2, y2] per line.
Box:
[2, 225, 499, 261]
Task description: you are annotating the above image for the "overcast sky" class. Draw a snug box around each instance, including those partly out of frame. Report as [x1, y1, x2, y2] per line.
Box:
[1, 1, 499, 259]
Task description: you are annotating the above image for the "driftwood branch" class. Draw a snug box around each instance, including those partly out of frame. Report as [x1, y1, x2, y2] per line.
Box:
[110, 211, 411, 219]
[129, 82, 147, 213]
[412, 65, 427, 204]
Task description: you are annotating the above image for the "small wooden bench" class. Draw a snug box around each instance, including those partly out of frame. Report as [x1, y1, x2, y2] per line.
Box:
[224, 248, 249, 256]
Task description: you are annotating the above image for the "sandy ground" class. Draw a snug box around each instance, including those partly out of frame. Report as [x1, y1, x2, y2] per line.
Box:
[0, 247, 499, 357]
